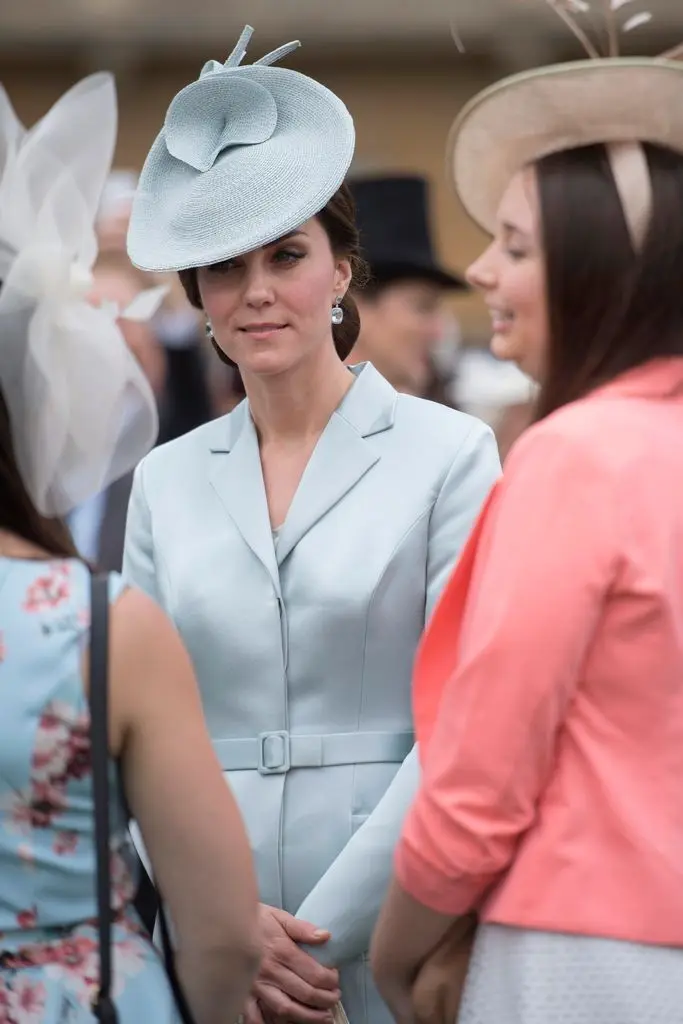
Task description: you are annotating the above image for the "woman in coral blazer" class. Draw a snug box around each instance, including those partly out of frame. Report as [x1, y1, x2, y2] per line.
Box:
[371, 33, 683, 1024]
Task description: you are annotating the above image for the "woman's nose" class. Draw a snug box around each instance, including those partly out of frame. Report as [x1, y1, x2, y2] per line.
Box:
[466, 245, 497, 292]
[243, 260, 275, 306]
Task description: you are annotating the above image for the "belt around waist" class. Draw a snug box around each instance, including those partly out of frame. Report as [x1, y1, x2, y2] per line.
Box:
[213, 729, 414, 775]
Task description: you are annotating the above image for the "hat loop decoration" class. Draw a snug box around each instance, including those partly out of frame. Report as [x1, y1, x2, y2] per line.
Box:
[165, 25, 302, 174]
[127, 24, 355, 273]
[447, 0, 683, 252]
[165, 78, 278, 173]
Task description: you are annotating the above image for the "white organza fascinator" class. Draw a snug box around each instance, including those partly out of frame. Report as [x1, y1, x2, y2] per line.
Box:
[0, 72, 164, 517]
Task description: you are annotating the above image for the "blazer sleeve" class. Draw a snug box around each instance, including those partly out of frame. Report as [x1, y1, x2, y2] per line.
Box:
[295, 420, 501, 965]
[395, 424, 619, 914]
[121, 459, 161, 604]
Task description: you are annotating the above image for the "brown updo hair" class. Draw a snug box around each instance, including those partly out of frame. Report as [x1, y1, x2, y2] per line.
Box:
[178, 181, 368, 366]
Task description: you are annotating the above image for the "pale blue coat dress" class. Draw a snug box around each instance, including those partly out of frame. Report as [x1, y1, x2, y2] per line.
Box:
[122, 363, 501, 1024]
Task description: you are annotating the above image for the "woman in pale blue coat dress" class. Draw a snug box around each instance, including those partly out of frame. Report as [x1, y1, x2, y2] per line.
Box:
[123, 25, 501, 1024]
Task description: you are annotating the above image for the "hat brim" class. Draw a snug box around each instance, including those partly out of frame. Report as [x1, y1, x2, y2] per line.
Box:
[369, 260, 468, 291]
[448, 58, 683, 234]
[127, 65, 355, 272]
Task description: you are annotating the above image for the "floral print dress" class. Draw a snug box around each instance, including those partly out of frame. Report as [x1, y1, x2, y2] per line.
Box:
[0, 558, 183, 1023]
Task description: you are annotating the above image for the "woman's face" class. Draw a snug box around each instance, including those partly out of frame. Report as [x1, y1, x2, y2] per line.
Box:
[197, 217, 352, 378]
[466, 168, 548, 382]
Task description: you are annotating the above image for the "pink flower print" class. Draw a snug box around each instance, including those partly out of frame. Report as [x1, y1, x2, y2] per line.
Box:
[8, 778, 66, 831]
[22, 699, 91, 832]
[111, 935, 147, 996]
[16, 905, 37, 929]
[55, 934, 99, 972]
[53, 830, 79, 856]
[111, 850, 136, 908]
[64, 721, 90, 781]
[0, 981, 12, 1023]
[39, 699, 82, 737]
[6, 976, 47, 1023]
[5, 788, 30, 832]
[17, 842, 35, 865]
[28, 779, 67, 828]
[32, 731, 70, 787]
[23, 562, 71, 613]
[42, 934, 101, 1007]
[34, 701, 90, 784]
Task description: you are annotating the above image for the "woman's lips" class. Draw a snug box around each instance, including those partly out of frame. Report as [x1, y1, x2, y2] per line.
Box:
[240, 323, 286, 339]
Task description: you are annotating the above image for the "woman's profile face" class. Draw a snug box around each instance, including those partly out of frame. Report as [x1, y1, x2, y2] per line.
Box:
[197, 216, 351, 380]
[466, 168, 548, 382]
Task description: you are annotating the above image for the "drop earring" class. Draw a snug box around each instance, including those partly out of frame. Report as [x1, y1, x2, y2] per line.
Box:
[205, 318, 214, 340]
[331, 297, 344, 326]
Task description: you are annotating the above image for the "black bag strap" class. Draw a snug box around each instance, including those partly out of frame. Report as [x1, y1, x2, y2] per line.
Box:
[89, 571, 118, 1024]
[89, 571, 196, 1024]
[157, 902, 196, 1024]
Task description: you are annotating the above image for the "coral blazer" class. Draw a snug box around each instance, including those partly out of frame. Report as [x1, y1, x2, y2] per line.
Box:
[396, 357, 683, 947]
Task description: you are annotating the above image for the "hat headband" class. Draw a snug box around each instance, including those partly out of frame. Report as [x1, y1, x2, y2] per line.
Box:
[607, 141, 652, 250]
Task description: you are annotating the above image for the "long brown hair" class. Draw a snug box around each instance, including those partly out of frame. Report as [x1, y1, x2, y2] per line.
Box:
[178, 181, 369, 367]
[0, 387, 78, 558]
[534, 142, 683, 420]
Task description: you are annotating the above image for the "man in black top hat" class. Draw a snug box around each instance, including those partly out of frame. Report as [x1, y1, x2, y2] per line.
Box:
[348, 174, 468, 399]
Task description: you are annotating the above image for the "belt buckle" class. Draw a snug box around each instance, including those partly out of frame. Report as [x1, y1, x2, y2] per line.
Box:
[258, 730, 290, 775]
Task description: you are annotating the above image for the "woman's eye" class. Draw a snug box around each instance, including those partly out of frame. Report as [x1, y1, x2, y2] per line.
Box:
[506, 248, 527, 261]
[274, 249, 304, 265]
[207, 260, 237, 275]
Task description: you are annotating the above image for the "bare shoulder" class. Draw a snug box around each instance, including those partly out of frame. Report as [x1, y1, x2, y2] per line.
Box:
[110, 586, 191, 680]
[111, 584, 173, 641]
[107, 586, 198, 750]
[0, 532, 52, 559]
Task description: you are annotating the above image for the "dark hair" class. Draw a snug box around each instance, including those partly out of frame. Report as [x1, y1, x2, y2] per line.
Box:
[0, 387, 78, 558]
[534, 142, 683, 420]
[178, 181, 369, 366]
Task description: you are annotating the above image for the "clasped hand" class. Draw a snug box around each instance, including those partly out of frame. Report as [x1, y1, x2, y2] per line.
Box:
[244, 905, 341, 1024]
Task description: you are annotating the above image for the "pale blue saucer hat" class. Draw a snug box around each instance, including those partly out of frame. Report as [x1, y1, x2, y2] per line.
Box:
[127, 25, 356, 272]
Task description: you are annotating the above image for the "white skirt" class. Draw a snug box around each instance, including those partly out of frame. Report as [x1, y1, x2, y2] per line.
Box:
[457, 923, 683, 1024]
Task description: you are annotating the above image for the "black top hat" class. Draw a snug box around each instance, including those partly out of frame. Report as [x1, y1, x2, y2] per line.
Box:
[349, 174, 467, 290]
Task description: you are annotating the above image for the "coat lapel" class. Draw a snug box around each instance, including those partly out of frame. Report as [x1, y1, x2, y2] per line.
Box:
[208, 403, 281, 597]
[275, 364, 396, 565]
[207, 364, 397, 581]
